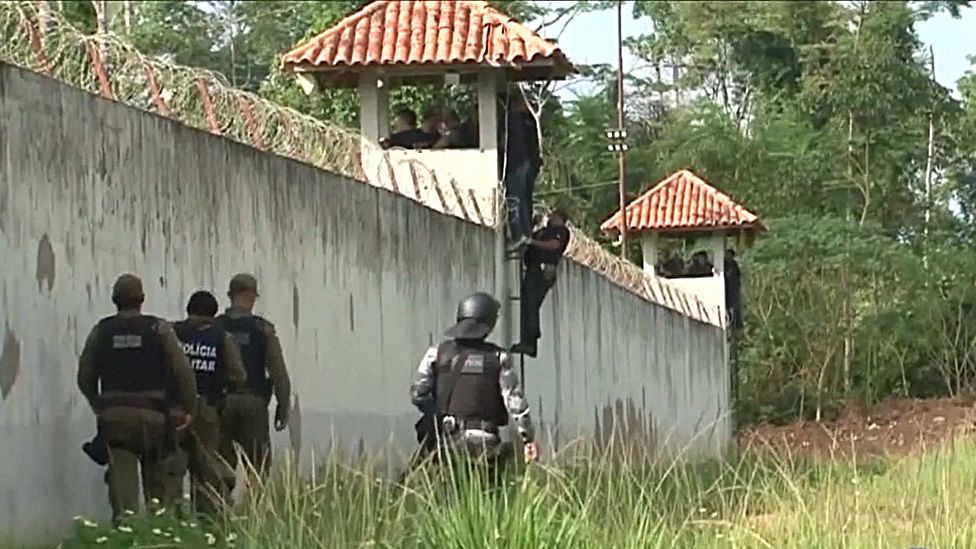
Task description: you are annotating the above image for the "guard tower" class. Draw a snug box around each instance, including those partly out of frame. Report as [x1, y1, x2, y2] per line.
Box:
[280, 0, 575, 346]
[600, 169, 764, 325]
[280, 1, 574, 211]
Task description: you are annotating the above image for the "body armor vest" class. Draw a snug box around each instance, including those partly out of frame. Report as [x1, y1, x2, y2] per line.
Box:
[216, 313, 270, 400]
[173, 320, 227, 403]
[95, 314, 167, 394]
[434, 340, 508, 427]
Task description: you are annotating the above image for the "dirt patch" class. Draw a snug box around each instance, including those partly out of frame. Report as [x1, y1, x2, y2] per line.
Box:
[739, 397, 976, 457]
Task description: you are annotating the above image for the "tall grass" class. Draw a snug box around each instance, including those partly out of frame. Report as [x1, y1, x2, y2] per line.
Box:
[64, 440, 976, 548]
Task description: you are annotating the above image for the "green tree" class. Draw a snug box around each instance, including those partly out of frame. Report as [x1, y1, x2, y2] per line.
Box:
[127, 1, 222, 69]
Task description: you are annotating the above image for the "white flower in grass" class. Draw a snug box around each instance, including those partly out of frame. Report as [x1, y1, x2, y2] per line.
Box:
[152, 528, 163, 535]
[698, 507, 707, 514]
[95, 536, 108, 544]
[189, 522, 198, 529]
[205, 532, 217, 545]
[150, 498, 161, 506]
[82, 519, 98, 528]
[155, 507, 168, 516]
[710, 511, 719, 519]
[173, 537, 182, 544]
[123, 510, 135, 516]
[72, 516, 84, 522]
[116, 525, 133, 534]
[226, 533, 238, 542]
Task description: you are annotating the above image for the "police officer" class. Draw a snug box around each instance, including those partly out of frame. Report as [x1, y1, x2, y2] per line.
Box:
[216, 274, 290, 478]
[409, 292, 539, 470]
[171, 290, 247, 515]
[76, 274, 197, 521]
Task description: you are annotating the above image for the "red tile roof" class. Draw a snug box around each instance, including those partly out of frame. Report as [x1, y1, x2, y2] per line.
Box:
[600, 170, 762, 234]
[280, 0, 573, 76]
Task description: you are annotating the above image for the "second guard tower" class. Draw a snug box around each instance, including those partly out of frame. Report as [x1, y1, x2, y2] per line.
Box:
[600, 169, 765, 327]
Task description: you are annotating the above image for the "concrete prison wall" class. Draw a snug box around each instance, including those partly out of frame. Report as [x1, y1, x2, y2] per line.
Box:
[0, 62, 730, 545]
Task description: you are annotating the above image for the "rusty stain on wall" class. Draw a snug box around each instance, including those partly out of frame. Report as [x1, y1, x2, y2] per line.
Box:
[35, 234, 55, 292]
[0, 327, 21, 399]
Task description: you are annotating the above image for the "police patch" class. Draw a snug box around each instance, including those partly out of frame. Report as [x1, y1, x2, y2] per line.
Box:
[112, 334, 142, 349]
[461, 354, 485, 374]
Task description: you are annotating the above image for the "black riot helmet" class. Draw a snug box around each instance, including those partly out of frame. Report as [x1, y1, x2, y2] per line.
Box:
[444, 292, 500, 341]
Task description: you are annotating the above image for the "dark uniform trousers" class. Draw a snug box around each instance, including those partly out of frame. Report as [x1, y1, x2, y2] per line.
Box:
[520, 263, 557, 346]
[100, 405, 184, 517]
[220, 392, 271, 478]
[170, 398, 230, 514]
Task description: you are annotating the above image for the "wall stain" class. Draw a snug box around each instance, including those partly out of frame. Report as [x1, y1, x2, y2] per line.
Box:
[289, 393, 302, 459]
[348, 294, 355, 332]
[64, 238, 75, 266]
[0, 328, 21, 399]
[35, 234, 56, 292]
[292, 284, 300, 331]
[594, 398, 657, 465]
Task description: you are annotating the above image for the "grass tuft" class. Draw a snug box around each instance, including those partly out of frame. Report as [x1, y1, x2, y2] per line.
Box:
[62, 440, 976, 548]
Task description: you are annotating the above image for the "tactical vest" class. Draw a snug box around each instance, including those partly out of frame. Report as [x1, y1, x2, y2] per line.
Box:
[173, 320, 227, 403]
[216, 313, 270, 400]
[94, 314, 167, 394]
[434, 340, 509, 427]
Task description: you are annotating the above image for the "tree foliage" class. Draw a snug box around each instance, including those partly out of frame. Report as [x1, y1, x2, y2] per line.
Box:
[63, 0, 976, 423]
[549, 0, 976, 422]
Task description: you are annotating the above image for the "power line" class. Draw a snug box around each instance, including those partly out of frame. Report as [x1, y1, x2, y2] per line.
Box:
[536, 181, 619, 197]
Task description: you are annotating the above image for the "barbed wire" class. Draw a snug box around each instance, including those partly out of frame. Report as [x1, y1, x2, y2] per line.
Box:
[0, 2, 371, 178]
[0, 1, 717, 325]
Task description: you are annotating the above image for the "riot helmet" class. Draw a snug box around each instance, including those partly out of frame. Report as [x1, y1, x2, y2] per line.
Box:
[444, 292, 500, 340]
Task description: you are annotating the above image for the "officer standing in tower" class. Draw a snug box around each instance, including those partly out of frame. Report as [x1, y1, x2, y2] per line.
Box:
[76, 274, 197, 522]
[216, 274, 291, 478]
[171, 290, 247, 514]
[409, 292, 539, 470]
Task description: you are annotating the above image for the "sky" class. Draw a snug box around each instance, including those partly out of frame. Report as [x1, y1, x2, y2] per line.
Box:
[534, 1, 976, 100]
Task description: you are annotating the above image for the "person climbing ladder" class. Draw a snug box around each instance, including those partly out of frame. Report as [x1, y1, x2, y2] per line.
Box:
[511, 208, 571, 358]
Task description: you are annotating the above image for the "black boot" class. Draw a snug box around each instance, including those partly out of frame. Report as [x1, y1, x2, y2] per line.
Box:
[83, 431, 110, 466]
[510, 342, 537, 358]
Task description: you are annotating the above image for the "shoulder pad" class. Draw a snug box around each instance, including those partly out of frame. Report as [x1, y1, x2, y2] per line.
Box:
[435, 340, 459, 363]
[153, 318, 175, 333]
[257, 316, 276, 333]
[96, 315, 116, 326]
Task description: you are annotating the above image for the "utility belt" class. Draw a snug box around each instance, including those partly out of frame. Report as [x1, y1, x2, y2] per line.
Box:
[526, 262, 558, 282]
[245, 379, 273, 405]
[198, 392, 226, 412]
[441, 415, 500, 435]
[97, 392, 168, 414]
[97, 392, 177, 455]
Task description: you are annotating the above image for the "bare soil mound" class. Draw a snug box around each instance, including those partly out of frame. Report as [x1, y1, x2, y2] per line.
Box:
[739, 397, 976, 456]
